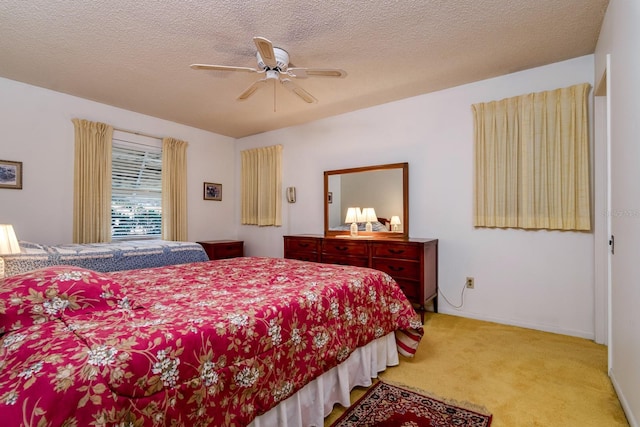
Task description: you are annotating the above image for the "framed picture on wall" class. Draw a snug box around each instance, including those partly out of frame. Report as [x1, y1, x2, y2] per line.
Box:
[0, 160, 22, 189]
[203, 182, 222, 201]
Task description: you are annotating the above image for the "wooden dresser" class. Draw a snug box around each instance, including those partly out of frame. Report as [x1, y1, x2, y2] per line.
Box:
[197, 240, 244, 260]
[284, 235, 438, 316]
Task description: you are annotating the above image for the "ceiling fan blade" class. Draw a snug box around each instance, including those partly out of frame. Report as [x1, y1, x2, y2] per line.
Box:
[190, 64, 258, 73]
[287, 68, 347, 78]
[237, 78, 269, 101]
[253, 37, 277, 69]
[281, 79, 318, 103]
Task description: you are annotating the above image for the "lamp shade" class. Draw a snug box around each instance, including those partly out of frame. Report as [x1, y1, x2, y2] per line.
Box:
[0, 224, 20, 255]
[390, 215, 401, 232]
[363, 208, 378, 222]
[345, 207, 358, 224]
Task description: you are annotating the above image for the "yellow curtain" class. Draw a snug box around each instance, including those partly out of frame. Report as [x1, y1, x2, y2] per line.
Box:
[241, 145, 282, 226]
[161, 137, 188, 241]
[72, 119, 113, 243]
[473, 83, 591, 231]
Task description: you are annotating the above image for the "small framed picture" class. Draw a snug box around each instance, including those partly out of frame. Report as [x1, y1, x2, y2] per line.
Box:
[327, 191, 333, 204]
[203, 182, 222, 201]
[0, 160, 22, 189]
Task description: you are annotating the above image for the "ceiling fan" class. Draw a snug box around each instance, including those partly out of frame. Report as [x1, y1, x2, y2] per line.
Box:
[190, 37, 347, 106]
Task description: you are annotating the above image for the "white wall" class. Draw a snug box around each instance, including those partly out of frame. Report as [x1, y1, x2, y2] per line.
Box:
[236, 55, 596, 339]
[595, 0, 640, 425]
[0, 77, 237, 244]
[0, 54, 602, 345]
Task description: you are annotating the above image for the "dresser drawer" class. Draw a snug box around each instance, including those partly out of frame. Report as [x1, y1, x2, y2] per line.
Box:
[284, 236, 320, 262]
[371, 242, 421, 259]
[372, 258, 420, 281]
[215, 242, 243, 258]
[286, 251, 320, 263]
[322, 240, 369, 256]
[285, 236, 319, 253]
[322, 254, 369, 268]
[395, 278, 420, 302]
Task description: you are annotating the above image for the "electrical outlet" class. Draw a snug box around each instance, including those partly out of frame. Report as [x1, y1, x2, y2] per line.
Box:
[466, 277, 474, 289]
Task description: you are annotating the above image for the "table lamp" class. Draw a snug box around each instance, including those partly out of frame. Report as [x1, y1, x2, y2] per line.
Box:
[363, 208, 378, 232]
[390, 215, 401, 232]
[0, 224, 20, 278]
[345, 207, 359, 237]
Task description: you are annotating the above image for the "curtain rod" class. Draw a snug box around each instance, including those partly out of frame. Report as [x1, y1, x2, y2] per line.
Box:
[113, 127, 163, 141]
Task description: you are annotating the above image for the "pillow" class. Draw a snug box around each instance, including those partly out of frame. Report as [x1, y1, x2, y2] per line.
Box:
[0, 265, 137, 334]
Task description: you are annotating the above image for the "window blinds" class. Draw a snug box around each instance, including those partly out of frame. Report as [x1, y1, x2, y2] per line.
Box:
[111, 139, 162, 239]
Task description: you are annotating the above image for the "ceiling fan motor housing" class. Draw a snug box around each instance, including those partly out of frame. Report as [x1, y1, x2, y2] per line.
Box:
[257, 47, 289, 71]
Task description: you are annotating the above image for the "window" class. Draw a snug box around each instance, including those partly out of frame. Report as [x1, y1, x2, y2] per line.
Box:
[472, 83, 591, 231]
[241, 145, 282, 226]
[111, 133, 163, 239]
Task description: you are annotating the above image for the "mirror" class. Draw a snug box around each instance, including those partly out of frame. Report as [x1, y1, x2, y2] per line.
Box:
[324, 162, 408, 238]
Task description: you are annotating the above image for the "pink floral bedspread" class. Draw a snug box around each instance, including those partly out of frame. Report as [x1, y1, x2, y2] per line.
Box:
[0, 257, 423, 426]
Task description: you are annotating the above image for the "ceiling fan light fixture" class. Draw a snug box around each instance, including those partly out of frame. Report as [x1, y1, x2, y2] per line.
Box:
[257, 47, 289, 71]
[265, 70, 279, 80]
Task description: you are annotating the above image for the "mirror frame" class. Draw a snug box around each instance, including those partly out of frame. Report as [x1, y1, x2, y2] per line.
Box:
[324, 162, 409, 238]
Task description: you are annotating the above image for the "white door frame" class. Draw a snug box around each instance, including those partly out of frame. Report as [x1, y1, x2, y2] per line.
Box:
[593, 55, 611, 351]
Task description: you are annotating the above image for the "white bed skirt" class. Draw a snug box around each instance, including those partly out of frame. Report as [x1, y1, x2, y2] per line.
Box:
[249, 332, 399, 427]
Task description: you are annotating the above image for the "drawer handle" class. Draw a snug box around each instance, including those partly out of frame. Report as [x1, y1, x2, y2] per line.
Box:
[299, 243, 310, 248]
[388, 265, 405, 272]
[388, 249, 405, 255]
[334, 246, 348, 251]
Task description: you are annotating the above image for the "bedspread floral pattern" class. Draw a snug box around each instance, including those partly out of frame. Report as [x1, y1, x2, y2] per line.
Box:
[0, 266, 136, 334]
[0, 257, 423, 426]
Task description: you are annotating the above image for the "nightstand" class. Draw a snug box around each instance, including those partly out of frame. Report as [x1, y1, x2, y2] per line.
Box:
[197, 240, 244, 260]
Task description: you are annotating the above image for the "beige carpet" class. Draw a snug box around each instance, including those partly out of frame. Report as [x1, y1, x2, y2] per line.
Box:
[324, 313, 629, 427]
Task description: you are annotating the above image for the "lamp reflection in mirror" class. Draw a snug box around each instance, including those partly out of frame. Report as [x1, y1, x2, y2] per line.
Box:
[0, 224, 20, 278]
[345, 207, 359, 237]
[362, 208, 378, 232]
[390, 215, 401, 232]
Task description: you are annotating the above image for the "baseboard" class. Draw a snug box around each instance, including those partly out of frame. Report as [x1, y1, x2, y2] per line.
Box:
[437, 309, 595, 340]
[610, 368, 638, 427]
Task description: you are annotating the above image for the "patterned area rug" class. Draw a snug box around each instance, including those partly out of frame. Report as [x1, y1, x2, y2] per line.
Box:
[331, 380, 492, 427]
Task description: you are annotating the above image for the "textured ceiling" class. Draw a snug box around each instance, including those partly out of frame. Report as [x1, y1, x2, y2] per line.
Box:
[0, 0, 609, 138]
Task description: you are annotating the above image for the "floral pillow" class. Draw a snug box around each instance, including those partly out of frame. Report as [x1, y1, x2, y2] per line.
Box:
[0, 265, 138, 334]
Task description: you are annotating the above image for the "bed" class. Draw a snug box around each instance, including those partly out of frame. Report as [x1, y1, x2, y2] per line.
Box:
[329, 220, 390, 232]
[0, 257, 422, 426]
[1, 240, 209, 277]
